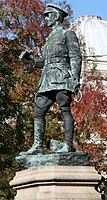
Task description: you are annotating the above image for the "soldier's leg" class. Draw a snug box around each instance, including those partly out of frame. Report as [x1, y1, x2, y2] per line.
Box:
[56, 90, 74, 153]
[19, 92, 53, 155]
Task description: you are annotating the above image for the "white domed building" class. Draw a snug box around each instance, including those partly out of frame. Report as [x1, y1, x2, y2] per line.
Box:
[72, 16, 107, 81]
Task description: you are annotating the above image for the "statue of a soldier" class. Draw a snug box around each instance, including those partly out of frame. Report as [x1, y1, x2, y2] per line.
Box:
[19, 4, 82, 155]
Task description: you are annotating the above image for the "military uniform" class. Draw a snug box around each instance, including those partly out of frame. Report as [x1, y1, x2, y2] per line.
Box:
[19, 4, 82, 155]
[37, 25, 82, 93]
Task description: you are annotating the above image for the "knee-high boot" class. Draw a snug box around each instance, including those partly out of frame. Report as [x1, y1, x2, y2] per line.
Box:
[19, 120, 45, 155]
[56, 112, 74, 153]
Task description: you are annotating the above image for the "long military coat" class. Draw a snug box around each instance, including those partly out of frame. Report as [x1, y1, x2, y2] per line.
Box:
[35, 25, 82, 93]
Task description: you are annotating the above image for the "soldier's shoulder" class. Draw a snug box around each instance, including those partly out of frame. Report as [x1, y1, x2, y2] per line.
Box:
[63, 28, 78, 41]
[64, 28, 76, 36]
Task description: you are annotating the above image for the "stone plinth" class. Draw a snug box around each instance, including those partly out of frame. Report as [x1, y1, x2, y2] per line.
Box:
[10, 166, 101, 200]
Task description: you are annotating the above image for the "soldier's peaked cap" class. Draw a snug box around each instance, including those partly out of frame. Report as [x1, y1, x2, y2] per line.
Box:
[43, 4, 68, 17]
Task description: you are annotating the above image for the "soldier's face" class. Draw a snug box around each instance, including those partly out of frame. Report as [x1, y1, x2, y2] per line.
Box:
[45, 12, 57, 27]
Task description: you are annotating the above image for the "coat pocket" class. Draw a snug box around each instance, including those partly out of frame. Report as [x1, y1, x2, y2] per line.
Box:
[51, 65, 70, 84]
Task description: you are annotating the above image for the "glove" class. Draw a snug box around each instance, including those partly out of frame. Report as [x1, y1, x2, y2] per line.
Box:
[73, 85, 82, 103]
[74, 83, 81, 93]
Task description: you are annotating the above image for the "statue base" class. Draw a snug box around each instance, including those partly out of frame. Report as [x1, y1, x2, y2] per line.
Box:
[15, 151, 90, 169]
[10, 166, 101, 200]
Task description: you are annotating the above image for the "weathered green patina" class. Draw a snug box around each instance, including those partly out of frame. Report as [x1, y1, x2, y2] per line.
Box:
[18, 4, 82, 158]
[36, 25, 82, 93]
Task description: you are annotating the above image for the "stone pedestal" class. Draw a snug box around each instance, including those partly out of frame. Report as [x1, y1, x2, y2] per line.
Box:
[10, 166, 101, 200]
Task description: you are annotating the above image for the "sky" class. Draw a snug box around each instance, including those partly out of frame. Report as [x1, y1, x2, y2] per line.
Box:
[67, 0, 107, 22]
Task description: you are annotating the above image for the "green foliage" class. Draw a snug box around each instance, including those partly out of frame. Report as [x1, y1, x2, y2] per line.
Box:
[45, 110, 64, 145]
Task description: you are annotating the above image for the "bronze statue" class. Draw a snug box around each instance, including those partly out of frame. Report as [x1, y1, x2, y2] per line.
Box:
[19, 4, 82, 155]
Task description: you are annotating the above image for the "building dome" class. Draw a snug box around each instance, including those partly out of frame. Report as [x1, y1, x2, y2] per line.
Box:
[72, 16, 107, 78]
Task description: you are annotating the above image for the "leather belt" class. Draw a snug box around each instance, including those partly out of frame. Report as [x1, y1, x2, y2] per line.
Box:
[44, 57, 69, 65]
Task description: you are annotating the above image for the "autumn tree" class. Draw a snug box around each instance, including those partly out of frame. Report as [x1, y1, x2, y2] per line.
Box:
[71, 33, 107, 171]
[0, 0, 73, 199]
[71, 69, 107, 169]
[0, 0, 48, 199]
[70, 21, 107, 171]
